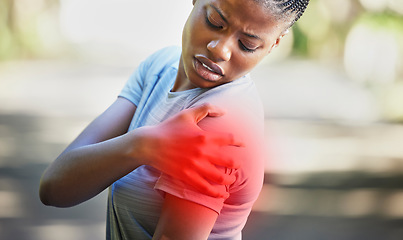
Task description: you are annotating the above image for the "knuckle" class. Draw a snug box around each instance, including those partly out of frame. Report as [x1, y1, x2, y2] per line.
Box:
[230, 158, 241, 168]
[195, 133, 207, 144]
[216, 174, 225, 184]
[200, 103, 215, 114]
[200, 134, 207, 144]
[227, 133, 235, 143]
[198, 183, 209, 194]
[226, 158, 235, 168]
[189, 157, 199, 167]
[201, 103, 212, 109]
[177, 112, 189, 121]
[193, 148, 203, 158]
[182, 168, 192, 179]
[234, 158, 242, 168]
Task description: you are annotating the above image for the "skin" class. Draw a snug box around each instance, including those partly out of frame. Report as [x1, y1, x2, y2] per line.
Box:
[154, 0, 289, 239]
[172, 0, 287, 92]
[39, 0, 290, 238]
[39, 100, 242, 207]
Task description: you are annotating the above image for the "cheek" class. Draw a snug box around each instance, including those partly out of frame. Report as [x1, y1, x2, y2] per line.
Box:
[184, 9, 207, 40]
[231, 55, 262, 76]
[190, 24, 210, 47]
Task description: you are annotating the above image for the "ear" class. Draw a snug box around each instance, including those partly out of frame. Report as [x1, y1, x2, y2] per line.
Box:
[192, 0, 197, 5]
[268, 29, 289, 54]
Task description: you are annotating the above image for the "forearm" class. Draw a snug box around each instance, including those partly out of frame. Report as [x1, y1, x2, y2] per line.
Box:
[39, 101, 244, 208]
[39, 132, 143, 207]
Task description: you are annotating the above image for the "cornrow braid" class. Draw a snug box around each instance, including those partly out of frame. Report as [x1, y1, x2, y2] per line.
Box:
[254, 0, 310, 29]
[274, 0, 309, 26]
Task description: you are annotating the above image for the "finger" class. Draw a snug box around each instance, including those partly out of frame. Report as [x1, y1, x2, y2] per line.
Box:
[208, 132, 245, 147]
[194, 160, 236, 185]
[207, 153, 241, 170]
[187, 172, 229, 198]
[190, 103, 226, 123]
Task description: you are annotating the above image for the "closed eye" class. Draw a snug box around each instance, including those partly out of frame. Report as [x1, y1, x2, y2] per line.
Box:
[205, 15, 222, 29]
[239, 40, 257, 53]
[205, 7, 223, 30]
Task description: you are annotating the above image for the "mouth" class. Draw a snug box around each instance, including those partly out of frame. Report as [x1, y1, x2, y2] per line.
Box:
[193, 55, 224, 82]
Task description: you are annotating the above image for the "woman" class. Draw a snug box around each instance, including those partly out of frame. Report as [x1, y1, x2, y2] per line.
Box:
[40, 0, 309, 239]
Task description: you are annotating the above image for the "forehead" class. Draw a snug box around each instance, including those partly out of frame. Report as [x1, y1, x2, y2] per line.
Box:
[206, 0, 284, 39]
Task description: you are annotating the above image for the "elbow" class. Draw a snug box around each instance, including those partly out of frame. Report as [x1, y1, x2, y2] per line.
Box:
[39, 176, 55, 206]
[39, 176, 67, 207]
[39, 193, 52, 207]
[39, 176, 81, 208]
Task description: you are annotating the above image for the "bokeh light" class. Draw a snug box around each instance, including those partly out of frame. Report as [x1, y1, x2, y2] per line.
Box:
[1, 0, 403, 239]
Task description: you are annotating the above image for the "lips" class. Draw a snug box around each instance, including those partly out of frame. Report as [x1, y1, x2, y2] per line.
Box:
[194, 55, 224, 82]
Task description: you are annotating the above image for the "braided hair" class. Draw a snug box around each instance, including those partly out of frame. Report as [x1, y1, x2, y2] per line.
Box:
[254, 0, 310, 29]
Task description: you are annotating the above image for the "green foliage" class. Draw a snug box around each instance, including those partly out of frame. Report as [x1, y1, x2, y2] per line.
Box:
[358, 12, 403, 37]
[291, 24, 309, 56]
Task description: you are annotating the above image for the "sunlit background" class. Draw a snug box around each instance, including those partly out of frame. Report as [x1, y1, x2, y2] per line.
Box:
[1, 0, 403, 239]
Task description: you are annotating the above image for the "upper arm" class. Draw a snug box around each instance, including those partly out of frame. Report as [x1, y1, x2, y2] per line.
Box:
[153, 194, 218, 240]
[152, 103, 263, 240]
[152, 84, 265, 239]
[63, 97, 136, 153]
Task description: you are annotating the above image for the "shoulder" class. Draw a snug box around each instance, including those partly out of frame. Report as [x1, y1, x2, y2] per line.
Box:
[151, 46, 181, 62]
[141, 46, 181, 75]
[191, 77, 265, 200]
[133, 45, 181, 87]
[191, 75, 264, 131]
[120, 46, 181, 107]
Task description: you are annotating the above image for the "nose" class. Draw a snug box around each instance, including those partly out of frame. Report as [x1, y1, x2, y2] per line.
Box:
[207, 39, 231, 62]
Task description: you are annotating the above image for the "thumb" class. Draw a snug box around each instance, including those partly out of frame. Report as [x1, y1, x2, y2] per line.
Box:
[191, 103, 225, 123]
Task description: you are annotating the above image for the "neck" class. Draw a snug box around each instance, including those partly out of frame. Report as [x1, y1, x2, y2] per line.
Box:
[171, 57, 197, 92]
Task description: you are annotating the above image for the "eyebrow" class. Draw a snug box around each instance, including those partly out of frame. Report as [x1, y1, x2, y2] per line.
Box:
[243, 32, 263, 42]
[209, 4, 228, 23]
[209, 4, 264, 43]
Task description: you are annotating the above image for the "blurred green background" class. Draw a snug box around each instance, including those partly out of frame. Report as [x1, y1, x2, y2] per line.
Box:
[2, 0, 403, 120]
[1, 0, 403, 239]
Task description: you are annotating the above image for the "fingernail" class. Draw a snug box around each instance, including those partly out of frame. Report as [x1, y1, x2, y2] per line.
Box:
[230, 175, 236, 183]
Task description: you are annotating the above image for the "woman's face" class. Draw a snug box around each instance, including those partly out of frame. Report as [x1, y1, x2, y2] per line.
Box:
[176, 0, 285, 90]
